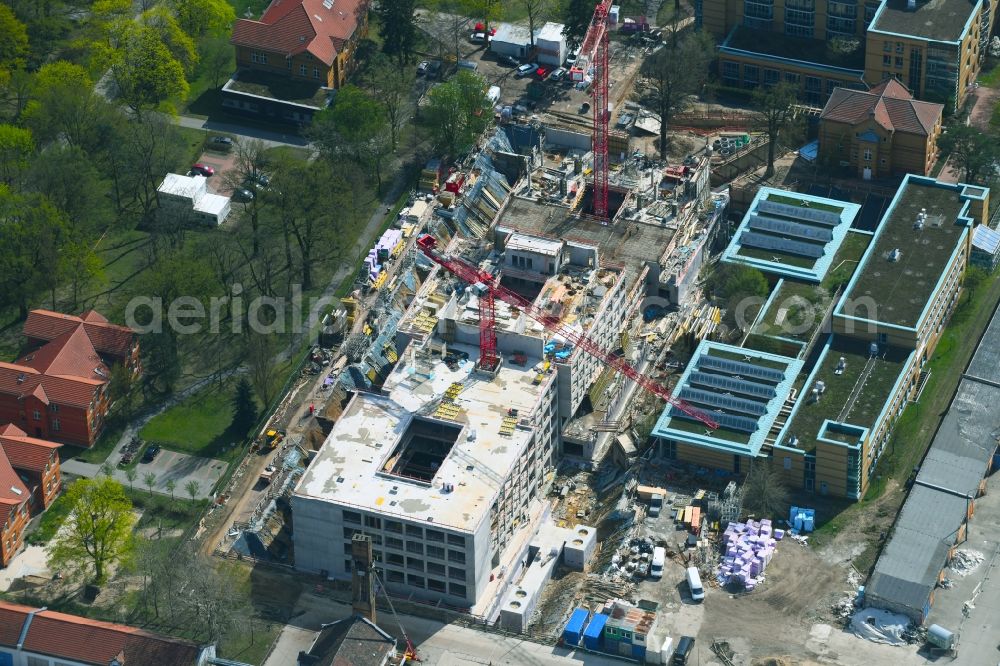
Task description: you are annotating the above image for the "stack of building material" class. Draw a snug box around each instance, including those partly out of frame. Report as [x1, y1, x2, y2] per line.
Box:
[716, 518, 778, 590]
[789, 506, 815, 532]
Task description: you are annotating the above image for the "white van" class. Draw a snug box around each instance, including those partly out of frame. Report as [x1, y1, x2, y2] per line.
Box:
[487, 85, 501, 105]
[650, 547, 666, 579]
[686, 566, 705, 602]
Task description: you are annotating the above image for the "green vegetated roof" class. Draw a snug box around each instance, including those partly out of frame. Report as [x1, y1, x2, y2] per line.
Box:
[229, 69, 331, 108]
[723, 24, 866, 71]
[781, 337, 910, 452]
[842, 180, 968, 329]
[871, 0, 978, 42]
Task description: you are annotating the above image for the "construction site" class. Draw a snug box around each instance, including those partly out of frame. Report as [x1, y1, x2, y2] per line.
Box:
[192, 1, 1000, 664]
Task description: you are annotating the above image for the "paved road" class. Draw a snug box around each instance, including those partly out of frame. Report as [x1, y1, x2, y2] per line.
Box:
[175, 114, 313, 150]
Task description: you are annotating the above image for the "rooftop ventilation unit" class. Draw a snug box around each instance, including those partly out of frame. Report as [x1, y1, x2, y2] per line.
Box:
[888, 248, 902, 262]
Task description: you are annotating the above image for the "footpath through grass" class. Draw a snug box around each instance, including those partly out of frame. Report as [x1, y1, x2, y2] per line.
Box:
[139, 379, 248, 462]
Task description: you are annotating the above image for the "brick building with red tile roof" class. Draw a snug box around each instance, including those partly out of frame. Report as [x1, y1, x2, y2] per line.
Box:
[0, 310, 139, 448]
[818, 80, 944, 179]
[231, 0, 369, 91]
[0, 600, 211, 665]
[0, 425, 62, 568]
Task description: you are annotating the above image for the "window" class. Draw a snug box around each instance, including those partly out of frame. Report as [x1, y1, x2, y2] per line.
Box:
[387, 553, 404, 566]
[50, 404, 58, 413]
[894, 56, 903, 68]
[313, 67, 320, 79]
[342, 527, 356, 539]
[722, 61, 740, 87]
[883, 54, 891, 66]
[343, 510, 361, 524]
[784, 72, 800, 85]
[427, 561, 446, 575]
[52, 419, 60, 432]
[426, 529, 444, 542]
[386, 536, 404, 550]
[743, 64, 759, 89]
[883, 40, 891, 52]
[406, 541, 423, 554]
[406, 557, 423, 571]
[763, 68, 780, 86]
[449, 582, 467, 597]
[784, 456, 792, 470]
[251, 51, 268, 64]
[385, 520, 403, 533]
[408, 574, 425, 588]
[32, 410, 40, 420]
[448, 550, 466, 564]
[448, 566, 465, 580]
[863, 148, 872, 161]
[407, 525, 423, 539]
[364, 516, 381, 529]
[27, 656, 50, 666]
[299, 64, 307, 76]
[428, 577, 447, 592]
[426, 545, 445, 559]
[343, 543, 354, 555]
[895, 42, 904, 53]
[447, 534, 465, 547]
[387, 569, 404, 583]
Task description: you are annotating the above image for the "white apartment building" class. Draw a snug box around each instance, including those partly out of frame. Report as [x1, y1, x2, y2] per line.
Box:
[157, 173, 231, 226]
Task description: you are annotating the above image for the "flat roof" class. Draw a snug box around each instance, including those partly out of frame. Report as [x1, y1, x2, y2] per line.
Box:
[536, 22, 565, 42]
[158, 173, 206, 199]
[778, 337, 911, 452]
[966, 295, 1000, 380]
[867, 526, 949, 611]
[497, 197, 675, 267]
[193, 193, 229, 216]
[722, 188, 861, 283]
[227, 69, 330, 108]
[651, 341, 803, 457]
[506, 232, 563, 256]
[839, 176, 972, 330]
[294, 342, 552, 533]
[720, 24, 866, 74]
[870, 0, 979, 43]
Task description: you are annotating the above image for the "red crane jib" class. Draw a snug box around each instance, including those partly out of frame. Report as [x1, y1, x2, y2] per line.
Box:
[416, 235, 719, 429]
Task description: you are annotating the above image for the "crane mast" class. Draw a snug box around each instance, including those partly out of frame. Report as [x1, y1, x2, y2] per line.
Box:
[416, 235, 719, 429]
[570, 0, 613, 219]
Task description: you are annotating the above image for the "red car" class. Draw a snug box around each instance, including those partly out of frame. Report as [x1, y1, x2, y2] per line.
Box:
[535, 66, 550, 79]
[191, 163, 215, 177]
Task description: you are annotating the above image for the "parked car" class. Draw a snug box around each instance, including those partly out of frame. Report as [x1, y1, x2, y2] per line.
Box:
[210, 136, 233, 149]
[233, 188, 254, 202]
[550, 67, 567, 81]
[417, 60, 429, 75]
[191, 163, 214, 177]
[516, 63, 538, 77]
[244, 173, 270, 188]
[470, 31, 488, 43]
[535, 66, 550, 79]
[457, 60, 479, 72]
[141, 444, 161, 464]
[565, 49, 579, 66]
[425, 60, 442, 79]
[499, 54, 519, 67]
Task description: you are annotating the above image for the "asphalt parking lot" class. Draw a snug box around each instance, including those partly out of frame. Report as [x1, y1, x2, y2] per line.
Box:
[134, 448, 228, 499]
[193, 143, 238, 196]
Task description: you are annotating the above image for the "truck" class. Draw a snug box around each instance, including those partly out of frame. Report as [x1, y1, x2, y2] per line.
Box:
[259, 465, 277, 485]
[648, 493, 664, 518]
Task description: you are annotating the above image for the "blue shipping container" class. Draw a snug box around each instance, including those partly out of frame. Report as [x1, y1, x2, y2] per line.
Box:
[632, 644, 646, 660]
[583, 613, 609, 650]
[562, 608, 590, 646]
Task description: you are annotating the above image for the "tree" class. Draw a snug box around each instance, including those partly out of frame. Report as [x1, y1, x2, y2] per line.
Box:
[165, 479, 176, 499]
[140, 7, 199, 76]
[226, 138, 269, 257]
[752, 82, 797, 178]
[0, 123, 33, 186]
[938, 125, 1000, 184]
[47, 477, 136, 584]
[375, 0, 418, 62]
[561, 0, 596, 50]
[245, 333, 279, 408]
[125, 466, 138, 491]
[143, 471, 157, 496]
[641, 31, 713, 159]
[519, 0, 550, 48]
[27, 145, 112, 237]
[310, 85, 391, 192]
[167, 0, 236, 38]
[0, 5, 29, 71]
[0, 189, 68, 318]
[425, 71, 492, 156]
[468, 0, 502, 33]
[103, 22, 189, 113]
[185, 480, 200, 501]
[109, 362, 138, 422]
[21, 62, 112, 151]
[197, 35, 234, 88]
[58, 238, 106, 311]
[741, 461, 790, 520]
[365, 55, 414, 151]
[231, 377, 258, 435]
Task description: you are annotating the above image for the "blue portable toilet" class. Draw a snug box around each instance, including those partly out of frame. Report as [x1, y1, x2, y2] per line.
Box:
[583, 613, 608, 650]
[562, 608, 590, 646]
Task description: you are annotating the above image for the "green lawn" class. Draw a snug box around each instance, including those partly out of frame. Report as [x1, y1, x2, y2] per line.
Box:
[736, 246, 819, 269]
[226, 0, 272, 19]
[979, 57, 1000, 87]
[756, 280, 830, 341]
[63, 420, 127, 465]
[139, 380, 249, 462]
[25, 490, 74, 545]
[126, 489, 210, 532]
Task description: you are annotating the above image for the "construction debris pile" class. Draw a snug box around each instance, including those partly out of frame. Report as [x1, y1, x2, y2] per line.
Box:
[850, 608, 919, 645]
[948, 549, 985, 576]
[715, 518, 781, 591]
[610, 537, 658, 580]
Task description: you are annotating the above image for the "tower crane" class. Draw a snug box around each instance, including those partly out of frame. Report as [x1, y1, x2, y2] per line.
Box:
[416, 235, 718, 428]
[569, 0, 614, 218]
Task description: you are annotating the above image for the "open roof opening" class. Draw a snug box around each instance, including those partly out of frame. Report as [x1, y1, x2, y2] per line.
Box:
[381, 418, 463, 483]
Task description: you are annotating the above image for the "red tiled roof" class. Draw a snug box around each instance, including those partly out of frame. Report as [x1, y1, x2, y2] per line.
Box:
[0, 446, 29, 506]
[820, 80, 942, 136]
[0, 424, 60, 473]
[23, 309, 136, 360]
[18, 327, 109, 383]
[0, 601, 202, 665]
[0, 361, 102, 409]
[231, 0, 367, 66]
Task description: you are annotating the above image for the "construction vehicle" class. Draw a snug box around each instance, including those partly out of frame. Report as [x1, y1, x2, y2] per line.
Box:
[416, 234, 718, 428]
[259, 429, 283, 453]
[258, 465, 277, 485]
